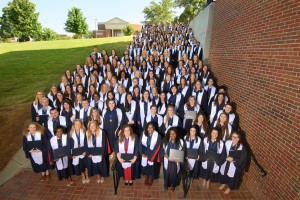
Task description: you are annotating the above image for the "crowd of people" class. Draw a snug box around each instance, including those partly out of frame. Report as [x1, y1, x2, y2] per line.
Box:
[23, 22, 247, 195]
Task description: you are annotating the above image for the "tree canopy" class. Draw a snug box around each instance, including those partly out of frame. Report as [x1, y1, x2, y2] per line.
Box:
[143, 0, 176, 24]
[175, 0, 206, 22]
[123, 24, 134, 36]
[64, 7, 88, 38]
[0, 0, 42, 41]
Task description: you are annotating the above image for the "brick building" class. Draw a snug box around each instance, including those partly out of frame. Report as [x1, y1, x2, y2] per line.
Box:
[207, 0, 300, 199]
[94, 17, 142, 38]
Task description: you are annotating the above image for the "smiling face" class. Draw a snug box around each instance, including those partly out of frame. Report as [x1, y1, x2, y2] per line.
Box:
[124, 127, 131, 138]
[190, 127, 196, 138]
[89, 122, 97, 133]
[56, 128, 63, 139]
[74, 120, 81, 131]
[28, 124, 37, 134]
[231, 132, 240, 145]
[170, 130, 177, 141]
[147, 124, 154, 135]
[211, 130, 218, 140]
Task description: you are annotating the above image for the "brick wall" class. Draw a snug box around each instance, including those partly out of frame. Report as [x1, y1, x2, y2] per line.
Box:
[208, 0, 300, 199]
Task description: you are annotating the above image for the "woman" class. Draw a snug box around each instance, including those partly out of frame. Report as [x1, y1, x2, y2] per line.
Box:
[200, 128, 225, 189]
[65, 69, 74, 85]
[87, 107, 104, 129]
[137, 90, 153, 133]
[53, 91, 64, 112]
[31, 90, 44, 122]
[47, 85, 58, 107]
[161, 127, 185, 191]
[115, 84, 126, 107]
[161, 74, 174, 93]
[69, 120, 89, 184]
[167, 85, 184, 117]
[162, 105, 182, 135]
[178, 77, 192, 104]
[184, 125, 202, 179]
[123, 93, 137, 129]
[140, 122, 161, 186]
[59, 75, 68, 93]
[103, 99, 123, 157]
[115, 125, 139, 186]
[60, 100, 76, 131]
[214, 112, 232, 141]
[85, 121, 108, 183]
[193, 113, 209, 140]
[209, 93, 226, 126]
[23, 122, 50, 181]
[157, 91, 168, 117]
[49, 125, 72, 186]
[218, 131, 247, 194]
[183, 96, 200, 132]
[192, 80, 208, 113]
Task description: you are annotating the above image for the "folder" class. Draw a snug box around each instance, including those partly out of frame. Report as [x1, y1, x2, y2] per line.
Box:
[187, 148, 198, 159]
[169, 149, 184, 163]
[53, 146, 69, 160]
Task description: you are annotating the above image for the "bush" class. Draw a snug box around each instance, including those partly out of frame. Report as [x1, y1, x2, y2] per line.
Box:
[123, 24, 134, 36]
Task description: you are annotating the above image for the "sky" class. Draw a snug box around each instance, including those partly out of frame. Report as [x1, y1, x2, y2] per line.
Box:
[0, 0, 184, 34]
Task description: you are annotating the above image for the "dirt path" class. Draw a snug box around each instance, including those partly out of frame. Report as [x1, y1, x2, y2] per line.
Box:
[0, 103, 30, 171]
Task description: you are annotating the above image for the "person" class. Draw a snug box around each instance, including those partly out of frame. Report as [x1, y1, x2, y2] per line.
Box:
[31, 90, 44, 122]
[87, 107, 104, 129]
[193, 113, 209, 140]
[184, 125, 202, 179]
[215, 103, 238, 131]
[79, 99, 92, 128]
[47, 85, 58, 107]
[69, 120, 89, 184]
[145, 105, 163, 134]
[36, 97, 52, 126]
[167, 85, 184, 117]
[22, 122, 50, 181]
[214, 112, 232, 141]
[85, 121, 108, 183]
[192, 80, 208, 113]
[161, 127, 185, 191]
[183, 96, 200, 132]
[49, 125, 72, 186]
[208, 93, 226, 126]
[200, 128, 225, 189]
[60, 100, 75, 131]
[157, 91, 168, 117]
[162, 105, 182, 135]
[115, 125, 139, 186]
[46, 108, 67, 139]
[102, 99, 123, 158]
[140, 122, 161, 186]
[137, 90, 153, 133]
[218, 131, 247, 194]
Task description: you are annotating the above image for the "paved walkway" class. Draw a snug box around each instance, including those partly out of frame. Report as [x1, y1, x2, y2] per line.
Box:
[0, 168, 254, 200]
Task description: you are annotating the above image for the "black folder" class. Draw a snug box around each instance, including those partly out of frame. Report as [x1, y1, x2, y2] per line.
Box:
[206, 150, 218, 161]
[27, 141, 43, 150]
[53, 146, 69, 160]
[71, 146, 85, 156]
[38, 114, 49, 123]
[187, 148, 198, 159]
[121, 153, 134, 162]
[88, 147, 103, 156]
[229, 150, 242, 160]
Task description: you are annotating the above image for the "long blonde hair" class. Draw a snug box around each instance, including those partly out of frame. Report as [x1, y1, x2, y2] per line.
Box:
[69, 119, 86, 138]
[22, 122, 45, 136]
[86, 121, 101, 142]
[34, 90, 44, 105]
[88, 107, 102, 125]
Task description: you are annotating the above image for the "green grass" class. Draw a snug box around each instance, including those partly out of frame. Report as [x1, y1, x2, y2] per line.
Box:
[0, 36, 132, 107]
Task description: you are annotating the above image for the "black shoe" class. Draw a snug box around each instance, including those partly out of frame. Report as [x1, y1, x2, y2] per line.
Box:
[129, 181, 133, 186]
[125, 182, 129, 186]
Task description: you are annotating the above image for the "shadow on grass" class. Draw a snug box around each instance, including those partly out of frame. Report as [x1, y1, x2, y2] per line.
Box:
[0, 41, 130, 107]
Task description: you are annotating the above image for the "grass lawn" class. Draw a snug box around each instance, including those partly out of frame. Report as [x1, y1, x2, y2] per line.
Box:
[0, 36, 132, 107]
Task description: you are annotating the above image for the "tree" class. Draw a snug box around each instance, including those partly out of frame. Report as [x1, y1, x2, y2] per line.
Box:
[143, 0, 176, 24]
[36, 28, 58, 41]
[65, 7, 88, 38]
[0, 0, 42, 41]
[175, 0, 206, 22]
[123, 24, 134, 36]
